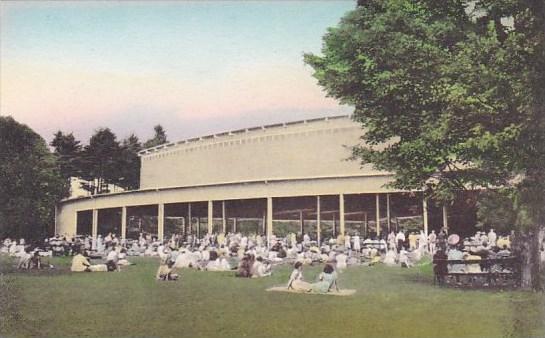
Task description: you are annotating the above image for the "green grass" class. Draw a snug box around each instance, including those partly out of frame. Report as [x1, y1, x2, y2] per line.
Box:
[1, 255, 544, 338]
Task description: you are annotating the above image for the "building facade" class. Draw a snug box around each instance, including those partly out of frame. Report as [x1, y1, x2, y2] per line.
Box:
[56, 115, 468, 243]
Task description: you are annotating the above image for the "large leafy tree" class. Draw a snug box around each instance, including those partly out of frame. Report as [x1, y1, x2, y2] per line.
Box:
[0, 116, 68, 239]
[305, 0, 544, 289]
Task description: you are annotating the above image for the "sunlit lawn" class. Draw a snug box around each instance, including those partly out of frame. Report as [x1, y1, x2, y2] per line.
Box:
[1, 255, 543, 338]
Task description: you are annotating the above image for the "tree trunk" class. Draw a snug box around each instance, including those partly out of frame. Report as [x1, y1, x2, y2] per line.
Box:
[520, 225, 544, 291]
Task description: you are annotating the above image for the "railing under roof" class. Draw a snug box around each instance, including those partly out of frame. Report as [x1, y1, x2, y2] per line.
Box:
[137, 114, 351, 156]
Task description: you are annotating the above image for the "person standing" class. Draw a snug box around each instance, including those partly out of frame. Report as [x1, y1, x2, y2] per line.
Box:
[396, 230, 406, 252]
[428, 230, 437, 255]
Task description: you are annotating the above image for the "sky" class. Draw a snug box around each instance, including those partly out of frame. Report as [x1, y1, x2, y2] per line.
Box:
[0, 0, 354, 144]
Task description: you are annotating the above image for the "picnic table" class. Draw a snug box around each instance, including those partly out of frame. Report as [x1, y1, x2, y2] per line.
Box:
[433, 256, 520, 289]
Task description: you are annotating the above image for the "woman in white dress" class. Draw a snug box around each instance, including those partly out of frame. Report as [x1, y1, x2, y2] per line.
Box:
[287, 261, 311, 291]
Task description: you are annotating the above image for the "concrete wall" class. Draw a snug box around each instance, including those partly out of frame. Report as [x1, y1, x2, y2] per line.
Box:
[139, 116, 386, 189]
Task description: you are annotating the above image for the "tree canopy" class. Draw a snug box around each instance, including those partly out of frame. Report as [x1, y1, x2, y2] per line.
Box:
[143, 124, 168, 149]
[50, 131, 83, 180]
[0, 116, 68, 239]
[305, 0, 544, 223]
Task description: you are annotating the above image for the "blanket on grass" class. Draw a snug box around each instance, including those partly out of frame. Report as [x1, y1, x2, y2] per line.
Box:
[266, 286, 356, 296]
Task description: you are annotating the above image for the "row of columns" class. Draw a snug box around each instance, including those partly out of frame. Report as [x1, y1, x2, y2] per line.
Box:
[88, 193, 447, 243]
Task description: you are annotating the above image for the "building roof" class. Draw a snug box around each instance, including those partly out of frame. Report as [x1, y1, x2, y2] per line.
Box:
[137, 114, 351, 156]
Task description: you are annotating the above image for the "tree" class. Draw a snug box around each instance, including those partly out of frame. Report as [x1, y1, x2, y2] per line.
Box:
[143, 125, 168, 149]
[0, 116, 68, 239]
[305, 0, 544, 289]
[118, 134, 141, 190]
[50, 131, 83, 180]
[81, 128, 123, 194]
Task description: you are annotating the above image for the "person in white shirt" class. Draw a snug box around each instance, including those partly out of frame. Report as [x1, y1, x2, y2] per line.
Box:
[488, 229, 497, 247]
[352, 233, 361, 253]
[251, 256, 271, 278]
[428, 230, 437, 255]
[344, 234, 351, 251]
[106, 247, 119, 271]
[287, 261, 311, 292]
[336, 251, 348, 271]
[399, 249, 412, 268]
[419, 230, 428, 254]
[383, 249, 398, 266]
[303, 233, 311, 246]
[396, 230, 406, 251]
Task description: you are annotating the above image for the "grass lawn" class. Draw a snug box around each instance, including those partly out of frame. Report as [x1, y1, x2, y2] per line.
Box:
[1, 255, 544, 338]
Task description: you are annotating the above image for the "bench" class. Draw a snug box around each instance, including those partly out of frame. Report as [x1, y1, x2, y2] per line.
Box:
[433, 256, 521, 289]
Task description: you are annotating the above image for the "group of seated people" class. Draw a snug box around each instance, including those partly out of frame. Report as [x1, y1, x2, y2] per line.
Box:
[287, 261, 339, 293]
[2, 228, 519, 278]
[431, 231, 518, 286]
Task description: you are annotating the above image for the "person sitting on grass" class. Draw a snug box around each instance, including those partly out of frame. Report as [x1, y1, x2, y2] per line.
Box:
[16, 247, 32, 270]
[71, 250, 92, 272]
[398, 248, 412, 268]
[106, 246, 119, 272]
[251, 256, 272, 278]
[156, 256, 178, 281]
[235, 254, 253, 278]
[117, 248, 133, 266]
[70, 250, 107, 272]
[383, 248, 397, 266]
[287, 261, 312, 292]
[311, 264, 339, 293]
[206, 250, 230, 271]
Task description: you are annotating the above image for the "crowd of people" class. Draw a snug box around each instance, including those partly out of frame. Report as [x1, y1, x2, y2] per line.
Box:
[1, 227, 524, 292]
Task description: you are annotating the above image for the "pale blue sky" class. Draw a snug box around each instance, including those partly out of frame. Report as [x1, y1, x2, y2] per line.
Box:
[1, 1, 355, 143]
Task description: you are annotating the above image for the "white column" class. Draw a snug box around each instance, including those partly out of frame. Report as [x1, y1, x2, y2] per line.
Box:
[267, 197, 273, 247]
[316, 196, 321, 245]
[442, 205, 448, 233]
[222, 201, 226, 233]
[376, 194, 381, 237]
[423, 197, 429, 236]
[208, 200, 213, 234]
[158, 203, 164, 240]
[339, 194, 345, 236]
[386, 193, 391, 233]
[92, 209, 98, 238]
[187, 203, 192, 235]
[121, 206, 127, 240]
